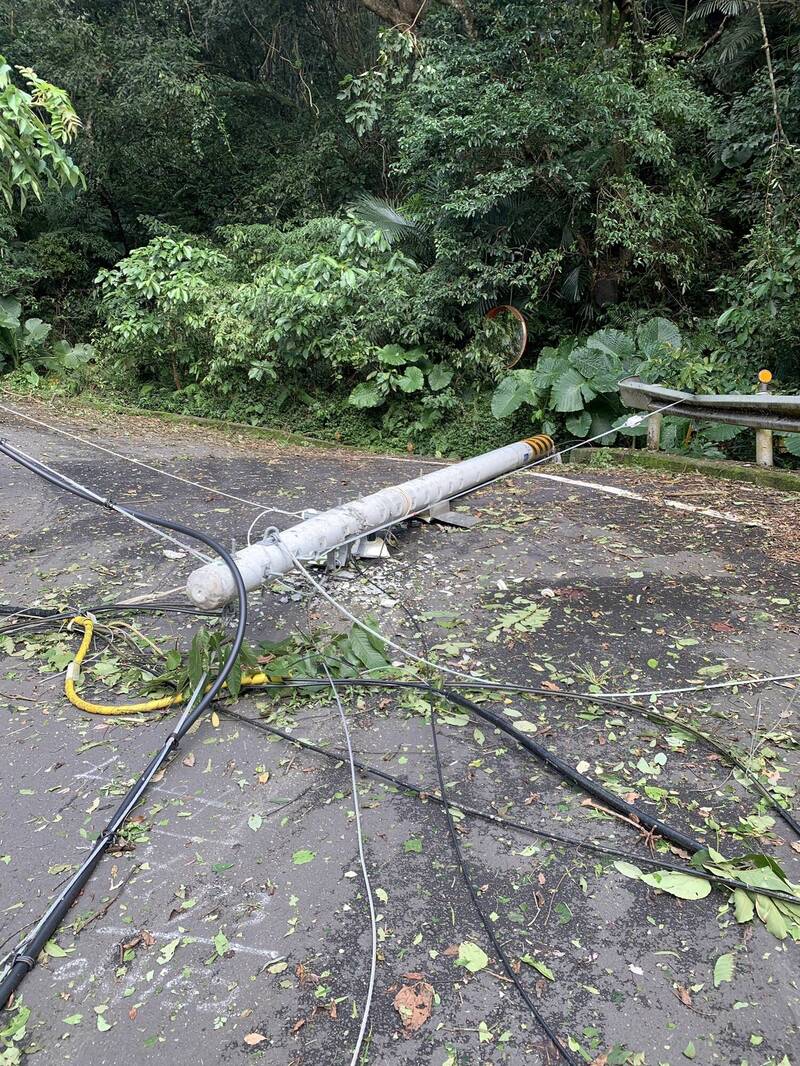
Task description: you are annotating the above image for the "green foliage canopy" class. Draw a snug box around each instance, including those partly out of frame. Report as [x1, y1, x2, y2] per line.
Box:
[0, 54, 82, 209]
[1, 0, 799, 456]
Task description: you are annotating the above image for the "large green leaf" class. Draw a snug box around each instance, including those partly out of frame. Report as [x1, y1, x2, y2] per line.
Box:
[396, 365, 424, 393]
[639, 869, 711, 900]
[565, 410, 591, 437]
[551, 368, 595, 412]
[754, 895, 788, 939]
[733, 889, 754, 923]
[348, 381, 384, 408]
[614, 861, 644, 880]
[614, 861, 711, 899]
[346, 628, 389, 672]
[569, 345, 621, 392]
[713, 953, 734, 987]
[586, 327, 635, 362]
[0, 296, 21, 329]
[700, 422, 743, 442]
[23, 317, 51, 345]
[491, 370, 533, 419]
[783, 434, 800, 457]
[589, 405, 618, 443]
[377, 343, 408, 366]
[660, 417, 691, 451]
[638, 317, 682, 358]
[427, 363, 453, 391]
[531, 350, 568, 392]
[455, 942, 489, 973]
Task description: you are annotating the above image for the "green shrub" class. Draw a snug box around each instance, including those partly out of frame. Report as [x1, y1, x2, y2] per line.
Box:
[491, 317, 689, 442]
[0, 294, 93, 387]
[93, 216, 507, 446]
[489, 314, 764, 459]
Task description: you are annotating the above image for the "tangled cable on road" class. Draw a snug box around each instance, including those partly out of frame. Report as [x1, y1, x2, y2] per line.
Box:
[0, 437, 380, 1060]
[43, 610, 800, 896]
[0, 438, 248, 1009]
[2, 407, 798, 1063]
[219, 704, 800, 906]
[13, 592, 797, 839]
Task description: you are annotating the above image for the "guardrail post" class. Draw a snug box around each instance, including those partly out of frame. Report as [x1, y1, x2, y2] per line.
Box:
[755, 370, 774, 467]
[646, 412, 662, 451]
[756, 429, 773, 467]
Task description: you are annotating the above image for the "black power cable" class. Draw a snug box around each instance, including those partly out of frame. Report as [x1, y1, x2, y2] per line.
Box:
[244, 675, 800, 841]
[220, 706, 800, 906]
[4, 436, 795, 1027]
[321, 559, 800, 841]
[0, 601, 220, 635]
[427, 696, 579, 1064]
[440, 689, 703, 853]
[304, 555, 701, 855]
[347, 559, 578, 1065]
[318, 558, 794, 1054]
[4, 598, 794, 838]
[0, 604, 61, 618]
[5, 601, 795, 841]
[0, 438, 248, 1010]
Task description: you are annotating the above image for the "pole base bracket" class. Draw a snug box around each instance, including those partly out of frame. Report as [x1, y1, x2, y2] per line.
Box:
[419, 500, 479, 529]
[324, 535, 390, 570]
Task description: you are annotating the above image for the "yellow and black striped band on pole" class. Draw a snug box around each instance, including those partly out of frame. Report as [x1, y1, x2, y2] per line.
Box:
[521, 434, 555, 459]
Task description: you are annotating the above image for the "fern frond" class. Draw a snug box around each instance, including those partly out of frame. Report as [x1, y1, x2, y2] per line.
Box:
[561, 263, 589, 304]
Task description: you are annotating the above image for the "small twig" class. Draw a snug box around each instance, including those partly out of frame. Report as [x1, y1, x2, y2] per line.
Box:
[74, 863, 140, 932]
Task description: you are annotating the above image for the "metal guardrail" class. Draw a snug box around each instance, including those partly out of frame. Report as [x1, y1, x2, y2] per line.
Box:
[619, 371, 800, 467]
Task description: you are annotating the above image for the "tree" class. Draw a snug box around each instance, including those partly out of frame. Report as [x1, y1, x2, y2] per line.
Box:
[358, 0, 475, 37]
[0, 55, 83, 210]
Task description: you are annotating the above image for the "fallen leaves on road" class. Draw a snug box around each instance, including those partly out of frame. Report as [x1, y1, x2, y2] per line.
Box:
[393, 979, 434, 1035]
[674, 984, 692, 1007]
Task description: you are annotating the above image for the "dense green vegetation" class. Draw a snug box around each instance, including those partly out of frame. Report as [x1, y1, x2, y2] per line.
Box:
[1, 1, 798, 456]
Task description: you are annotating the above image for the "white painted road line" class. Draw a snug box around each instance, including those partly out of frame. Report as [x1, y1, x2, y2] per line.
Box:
[528, 470, 764, 527]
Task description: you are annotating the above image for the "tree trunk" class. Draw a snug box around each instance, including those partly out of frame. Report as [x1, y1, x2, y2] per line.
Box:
[357, 0, 475, 37]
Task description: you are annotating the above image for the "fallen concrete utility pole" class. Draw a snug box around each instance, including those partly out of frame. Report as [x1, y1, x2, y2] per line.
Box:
[186, 434, 554, 609]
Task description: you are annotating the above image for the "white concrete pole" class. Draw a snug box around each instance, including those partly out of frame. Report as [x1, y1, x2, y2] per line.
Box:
[755, 429, 773, 467]
[186, 435, 552, 609]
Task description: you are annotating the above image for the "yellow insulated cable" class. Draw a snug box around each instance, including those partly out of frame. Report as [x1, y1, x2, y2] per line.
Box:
[64, 616, 274, 715]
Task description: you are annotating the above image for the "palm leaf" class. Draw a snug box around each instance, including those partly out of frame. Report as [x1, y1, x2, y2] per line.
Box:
[715, 13, 762, 65]
[690, 0, 753, 20]
[648, 0, 688, 35]
[561, 262, 589, 303]
[349, 193, 422, 245]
